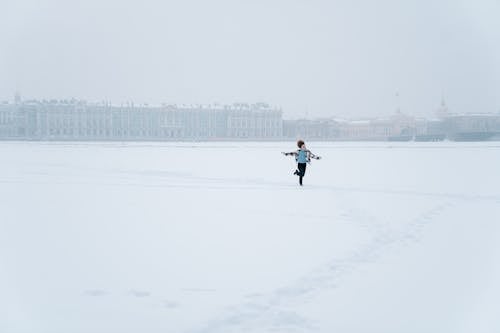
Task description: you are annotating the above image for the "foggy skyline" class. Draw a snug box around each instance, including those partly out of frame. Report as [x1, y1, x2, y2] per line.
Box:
[1, 0, 499, 118]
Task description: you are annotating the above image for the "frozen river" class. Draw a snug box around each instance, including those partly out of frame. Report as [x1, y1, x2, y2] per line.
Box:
[1, 141, 500, 333]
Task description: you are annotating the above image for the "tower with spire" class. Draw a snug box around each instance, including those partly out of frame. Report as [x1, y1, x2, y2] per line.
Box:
[435, 95, 449, 118]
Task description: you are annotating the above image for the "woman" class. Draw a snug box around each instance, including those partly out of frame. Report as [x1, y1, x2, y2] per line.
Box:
[282, 140, 321, 186]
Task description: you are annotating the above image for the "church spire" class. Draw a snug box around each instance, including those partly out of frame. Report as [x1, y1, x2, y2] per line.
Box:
[436, 94, 449, 118]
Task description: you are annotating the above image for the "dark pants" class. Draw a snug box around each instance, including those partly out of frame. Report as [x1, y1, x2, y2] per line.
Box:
[297, 163, 307, 185]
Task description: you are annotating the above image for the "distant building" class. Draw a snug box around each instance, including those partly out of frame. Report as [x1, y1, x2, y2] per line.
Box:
[0, 102, 18, 138]
[435, 96, 450, 119]
[283, 118, 339, 140]
[0, 99, 282, 141]
[431, 98, 500, 141]
[444, 114, 500, 141]
[1, 96, 500, 141]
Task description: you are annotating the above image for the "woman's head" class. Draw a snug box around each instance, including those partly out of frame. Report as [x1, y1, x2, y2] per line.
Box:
[297, 140, 305, 149]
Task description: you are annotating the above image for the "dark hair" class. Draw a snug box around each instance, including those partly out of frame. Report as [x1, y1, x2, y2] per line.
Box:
[297, 140, 305, 148]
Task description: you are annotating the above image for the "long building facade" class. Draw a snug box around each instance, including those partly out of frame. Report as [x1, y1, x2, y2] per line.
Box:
[1, 97, 500, 141]
[283, 101, 500, 142]
[0, 100, 283, 140]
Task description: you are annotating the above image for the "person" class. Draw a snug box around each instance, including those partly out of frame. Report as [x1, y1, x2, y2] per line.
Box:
[282, 140, 321, 186]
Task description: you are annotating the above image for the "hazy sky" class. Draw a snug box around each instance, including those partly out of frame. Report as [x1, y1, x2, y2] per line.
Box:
[1, 0, 499, 118]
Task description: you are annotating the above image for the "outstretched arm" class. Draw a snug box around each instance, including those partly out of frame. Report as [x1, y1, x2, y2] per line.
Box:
[307, 150, 321, 160]
[281, 151, 298, 157]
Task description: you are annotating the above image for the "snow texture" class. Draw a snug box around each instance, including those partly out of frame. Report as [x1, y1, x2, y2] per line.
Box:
[1, 142, 500, 333]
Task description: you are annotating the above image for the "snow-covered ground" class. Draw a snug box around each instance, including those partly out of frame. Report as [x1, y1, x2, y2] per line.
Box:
[1, 141, 500, 333]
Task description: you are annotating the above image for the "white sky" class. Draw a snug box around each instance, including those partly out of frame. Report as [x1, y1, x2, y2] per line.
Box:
[1, 0, 499, 118]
